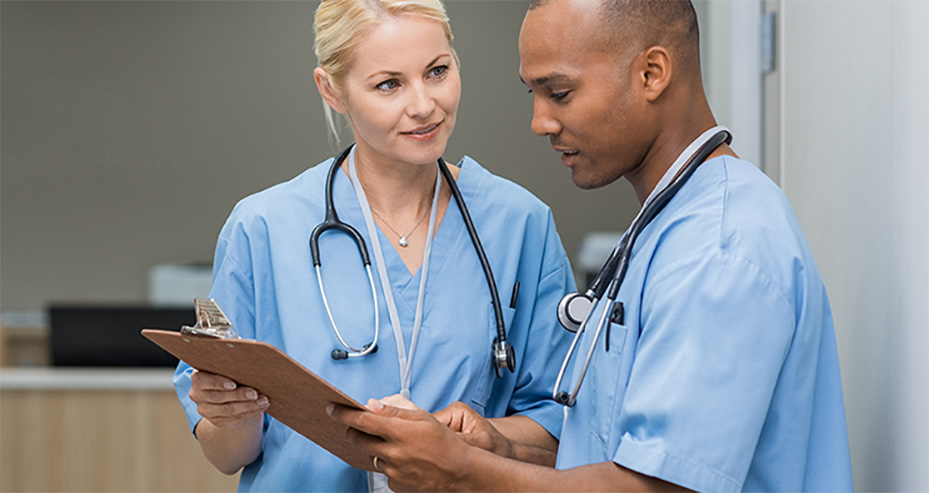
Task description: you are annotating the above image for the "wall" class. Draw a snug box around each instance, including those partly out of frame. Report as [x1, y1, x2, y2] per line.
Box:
[0, 0, 639, 312]
[1, 372, 239, 492]
[779, 1, 928, 490]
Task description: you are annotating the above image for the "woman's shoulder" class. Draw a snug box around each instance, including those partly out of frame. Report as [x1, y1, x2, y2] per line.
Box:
[234, 159, 331, 211]
[222, 158, 333, 230]
[456, 155, 553, 219]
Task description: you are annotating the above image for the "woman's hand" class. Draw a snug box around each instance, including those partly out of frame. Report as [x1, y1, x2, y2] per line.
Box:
[189, 369, 270, 429]
[434, 402, 514, 459]
[373, 394, 423, 411]
[188, 369, 268, 475]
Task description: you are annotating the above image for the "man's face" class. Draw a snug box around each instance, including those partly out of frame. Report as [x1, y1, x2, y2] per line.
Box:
[518, 0, 650, 190]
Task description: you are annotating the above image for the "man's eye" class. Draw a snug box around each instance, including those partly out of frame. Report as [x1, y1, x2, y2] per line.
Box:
[552, 91, 569, 100]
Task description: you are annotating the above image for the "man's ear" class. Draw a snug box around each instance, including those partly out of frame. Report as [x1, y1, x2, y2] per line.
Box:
[637, 46, 672, 102]
[314, 67, 348, 114]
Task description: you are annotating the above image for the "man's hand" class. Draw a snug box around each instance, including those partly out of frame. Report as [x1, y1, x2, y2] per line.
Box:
[434, 401, 514, 459]
[328, 399, 472, 491]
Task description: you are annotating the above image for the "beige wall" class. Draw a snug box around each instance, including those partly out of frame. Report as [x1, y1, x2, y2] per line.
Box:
[0, 382, 239, 492]
[0, 0, 639, 311]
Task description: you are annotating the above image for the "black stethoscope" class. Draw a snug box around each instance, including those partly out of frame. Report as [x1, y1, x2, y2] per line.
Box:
[308, 145, 516, 378]
[553, 127, 733, 407]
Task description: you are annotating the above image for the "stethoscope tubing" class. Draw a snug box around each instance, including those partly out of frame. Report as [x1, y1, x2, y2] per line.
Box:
[310, 145, 514, 374]
[553, 128, 733, 406]
[606, 129, 732, 300]
[315, 263, 379, 357]
[438, 158, 509, 363]
[310, 146, 371, 268]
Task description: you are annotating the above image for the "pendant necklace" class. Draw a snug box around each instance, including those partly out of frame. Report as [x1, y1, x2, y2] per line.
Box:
[370, 204, 430, 247]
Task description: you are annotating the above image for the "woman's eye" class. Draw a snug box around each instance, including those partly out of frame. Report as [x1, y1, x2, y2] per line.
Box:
[376, 79, 400, 91]
[429, 65, 448, 78]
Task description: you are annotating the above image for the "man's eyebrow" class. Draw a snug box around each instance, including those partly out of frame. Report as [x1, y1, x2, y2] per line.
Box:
[520, 72, 573, 87]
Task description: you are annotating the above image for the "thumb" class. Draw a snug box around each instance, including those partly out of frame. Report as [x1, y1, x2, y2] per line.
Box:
[433, 406, 461, 430]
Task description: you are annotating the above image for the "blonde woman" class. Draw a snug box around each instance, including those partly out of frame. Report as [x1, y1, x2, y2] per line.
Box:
[173, 0, 574, 490]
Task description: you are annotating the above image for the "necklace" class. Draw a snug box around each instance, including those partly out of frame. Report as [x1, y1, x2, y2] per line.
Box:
[369, 205, 430, 247]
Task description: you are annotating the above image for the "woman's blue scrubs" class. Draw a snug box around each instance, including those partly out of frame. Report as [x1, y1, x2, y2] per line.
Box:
[174, 155, 575, 492]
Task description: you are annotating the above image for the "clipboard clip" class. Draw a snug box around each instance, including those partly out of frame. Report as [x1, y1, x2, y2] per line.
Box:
[180, 298, 241, 339]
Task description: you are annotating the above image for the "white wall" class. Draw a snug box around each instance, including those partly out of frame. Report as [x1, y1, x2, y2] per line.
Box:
[779, 1, 928, 491]
[695, 0, 764, 169]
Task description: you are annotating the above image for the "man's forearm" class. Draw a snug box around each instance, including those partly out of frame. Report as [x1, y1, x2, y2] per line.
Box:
[453, 452, 691, 493]
[509, 441, 557, 467]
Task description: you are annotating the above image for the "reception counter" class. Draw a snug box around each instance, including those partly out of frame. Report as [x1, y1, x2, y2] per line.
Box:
[0, 368, 239, 492]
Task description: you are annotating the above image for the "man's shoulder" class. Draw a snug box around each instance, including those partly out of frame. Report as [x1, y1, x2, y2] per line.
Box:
[649, 156, 820, 295]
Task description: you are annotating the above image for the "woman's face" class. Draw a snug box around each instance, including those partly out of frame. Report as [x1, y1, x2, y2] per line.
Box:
[338, 14, 461, 168]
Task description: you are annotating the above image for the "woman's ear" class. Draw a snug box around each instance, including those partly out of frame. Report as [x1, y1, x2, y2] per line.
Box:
[314, 67, 347, 114]
[638, 46, 672, 102]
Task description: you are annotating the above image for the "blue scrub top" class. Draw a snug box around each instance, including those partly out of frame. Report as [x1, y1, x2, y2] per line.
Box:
[556, 156, 853, 492]
[174, 155, 575, 492]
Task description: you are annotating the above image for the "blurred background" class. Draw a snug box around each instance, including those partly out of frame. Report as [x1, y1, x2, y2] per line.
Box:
[1, 0, 926, 491]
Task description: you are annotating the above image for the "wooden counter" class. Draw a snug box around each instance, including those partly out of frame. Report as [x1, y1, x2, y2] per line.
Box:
[0, 368, 239, 492]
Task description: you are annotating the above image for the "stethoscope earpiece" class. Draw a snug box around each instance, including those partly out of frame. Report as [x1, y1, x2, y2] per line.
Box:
[331, 343, 377, 361]
[554, 390, 574, 407]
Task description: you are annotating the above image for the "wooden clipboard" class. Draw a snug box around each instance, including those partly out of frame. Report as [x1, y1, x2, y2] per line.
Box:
[141, 329, 373, 471]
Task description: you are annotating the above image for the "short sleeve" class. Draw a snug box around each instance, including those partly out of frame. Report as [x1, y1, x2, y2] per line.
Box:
[613, 251, 794, 492]
[501, 210, 575, 438]
[173, 224, 257, 434]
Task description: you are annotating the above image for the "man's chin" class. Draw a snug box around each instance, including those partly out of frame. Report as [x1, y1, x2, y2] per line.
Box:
[570, 168, 610, 190]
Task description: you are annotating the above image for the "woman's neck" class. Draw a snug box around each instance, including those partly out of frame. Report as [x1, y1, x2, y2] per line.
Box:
[347, 145, 439, 219]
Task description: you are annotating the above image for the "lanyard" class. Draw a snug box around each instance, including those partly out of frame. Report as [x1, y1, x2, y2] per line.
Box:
[347, 146, 441, 399]
[641, 125, 729, 214]
[602, 126, 730, 268]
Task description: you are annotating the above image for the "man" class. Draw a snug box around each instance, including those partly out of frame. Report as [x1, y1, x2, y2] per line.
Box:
[328, 0, 854, 490]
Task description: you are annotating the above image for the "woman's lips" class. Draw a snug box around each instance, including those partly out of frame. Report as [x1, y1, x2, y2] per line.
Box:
[402, 122, 441, 141]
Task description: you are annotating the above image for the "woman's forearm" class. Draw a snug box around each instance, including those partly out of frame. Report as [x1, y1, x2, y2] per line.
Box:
[194, 415, 264, 475]
[489, 415, 559, 466]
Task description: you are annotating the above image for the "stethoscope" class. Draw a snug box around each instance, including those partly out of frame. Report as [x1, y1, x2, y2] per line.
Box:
[553, 127, 733, 407]
[308, 145, 516, 380]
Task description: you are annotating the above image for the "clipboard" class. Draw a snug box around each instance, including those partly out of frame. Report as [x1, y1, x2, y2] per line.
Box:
[141, 328, 374, 471]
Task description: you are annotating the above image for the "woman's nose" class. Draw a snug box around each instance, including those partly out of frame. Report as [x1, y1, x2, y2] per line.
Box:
[406, 83, 436, 118]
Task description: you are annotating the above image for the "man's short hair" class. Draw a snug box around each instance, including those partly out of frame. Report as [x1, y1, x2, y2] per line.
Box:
[530, 0, 700, 73]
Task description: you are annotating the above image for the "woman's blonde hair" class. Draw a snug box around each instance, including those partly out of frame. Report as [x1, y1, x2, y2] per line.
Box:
[314, 0, 458, 139]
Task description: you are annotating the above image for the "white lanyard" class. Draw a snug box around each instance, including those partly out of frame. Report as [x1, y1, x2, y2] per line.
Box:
[640, 125, 729, 214]
[607, 125, 729, 260]
[347, 146, 441, 399]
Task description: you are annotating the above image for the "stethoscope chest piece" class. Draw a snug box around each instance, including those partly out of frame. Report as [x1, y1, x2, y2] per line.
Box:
[493, 339, 516, 378]
[552, 126, 733, 408]
[557, 293, 593, 333]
